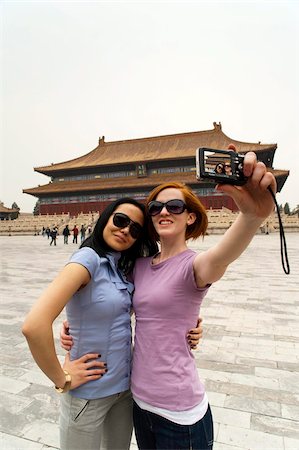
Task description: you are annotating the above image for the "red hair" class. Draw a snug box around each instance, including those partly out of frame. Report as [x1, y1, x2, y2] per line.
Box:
[146, 182, 208, 241]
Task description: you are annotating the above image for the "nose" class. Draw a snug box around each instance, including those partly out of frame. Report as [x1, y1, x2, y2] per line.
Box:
[120, 225, 130, 234]
[160, 206, 169, 215]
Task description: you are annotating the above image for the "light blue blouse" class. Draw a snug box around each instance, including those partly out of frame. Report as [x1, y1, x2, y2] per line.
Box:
[66, 247, 134, 399]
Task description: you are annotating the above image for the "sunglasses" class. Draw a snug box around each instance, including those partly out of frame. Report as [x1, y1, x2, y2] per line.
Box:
[147, 199, 187, 216]
[112, 213, 143, 239]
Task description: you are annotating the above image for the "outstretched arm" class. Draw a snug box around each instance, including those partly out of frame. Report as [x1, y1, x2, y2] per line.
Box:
[194, 148, 276, 288]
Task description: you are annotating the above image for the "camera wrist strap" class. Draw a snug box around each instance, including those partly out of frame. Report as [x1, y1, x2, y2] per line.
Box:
[268, 186, 290, 274]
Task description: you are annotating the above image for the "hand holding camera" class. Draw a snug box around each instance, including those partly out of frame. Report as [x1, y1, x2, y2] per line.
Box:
[196, 144, 289, 274]
[196, 144, 276, 220]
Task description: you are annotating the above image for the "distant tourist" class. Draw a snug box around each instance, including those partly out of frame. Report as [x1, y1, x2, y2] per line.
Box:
[72, 225, 79, 244]
[49, 227, 58, 246]
[62, 225, 70, 244]
[80, 224, 86, 243]
[45, 226, 51, 239]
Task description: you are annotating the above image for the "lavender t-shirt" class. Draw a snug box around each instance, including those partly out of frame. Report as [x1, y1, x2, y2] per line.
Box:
[131, 249, 210, 411]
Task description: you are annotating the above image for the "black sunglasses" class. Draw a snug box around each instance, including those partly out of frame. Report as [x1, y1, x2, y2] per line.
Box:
[147, 199, 187, 216]
[112, 213, 143, 239]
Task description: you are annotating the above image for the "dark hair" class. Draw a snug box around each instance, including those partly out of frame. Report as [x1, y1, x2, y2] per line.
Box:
[80, 198, 158, 274]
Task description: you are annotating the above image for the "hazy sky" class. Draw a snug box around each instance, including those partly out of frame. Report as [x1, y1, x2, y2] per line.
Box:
[1, 0, 299, 212]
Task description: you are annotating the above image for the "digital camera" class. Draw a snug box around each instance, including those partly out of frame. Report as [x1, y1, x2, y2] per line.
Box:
[196, 148, 248, 186]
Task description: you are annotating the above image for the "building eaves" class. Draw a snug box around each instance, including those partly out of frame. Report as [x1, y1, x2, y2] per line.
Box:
[0, 204, 18, 213]
[23, 168, 288, 197]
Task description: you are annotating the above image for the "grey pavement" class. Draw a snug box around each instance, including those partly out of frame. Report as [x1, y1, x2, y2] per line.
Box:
[0, 233, 298, 450]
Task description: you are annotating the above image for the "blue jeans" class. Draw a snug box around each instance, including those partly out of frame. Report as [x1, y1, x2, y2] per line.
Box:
[133, 401, 213, 450]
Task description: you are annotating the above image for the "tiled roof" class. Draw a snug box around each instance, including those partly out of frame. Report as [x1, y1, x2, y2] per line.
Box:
[0, 204, 18, 213]
[34, 123, 277, 175]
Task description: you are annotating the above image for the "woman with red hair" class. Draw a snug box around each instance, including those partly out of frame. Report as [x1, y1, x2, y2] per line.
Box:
[131, 150, 276, 449]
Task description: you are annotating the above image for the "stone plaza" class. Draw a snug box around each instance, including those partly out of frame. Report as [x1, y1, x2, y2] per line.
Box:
[0, 233, 298, 450]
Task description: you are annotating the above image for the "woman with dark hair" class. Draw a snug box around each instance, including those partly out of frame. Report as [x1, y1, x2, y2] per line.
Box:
[22, 197, 201, 450]
[22, 198, 157, 450]
[214, 162, 225, 174]
[80, 198, 157, 275]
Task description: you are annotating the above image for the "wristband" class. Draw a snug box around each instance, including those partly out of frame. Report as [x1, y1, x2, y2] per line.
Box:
[54, 370, 72, 393]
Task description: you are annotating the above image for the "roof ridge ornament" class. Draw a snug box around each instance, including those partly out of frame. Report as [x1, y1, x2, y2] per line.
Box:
[213, 122, 222, 130]
[99, 136, 105, 145]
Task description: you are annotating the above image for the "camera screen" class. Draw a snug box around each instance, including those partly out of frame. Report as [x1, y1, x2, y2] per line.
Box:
[196, 148, 246, 185]
[201, 149, 233, 177]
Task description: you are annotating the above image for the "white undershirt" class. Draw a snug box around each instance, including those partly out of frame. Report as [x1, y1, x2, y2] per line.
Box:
[133, 392, 208, 425]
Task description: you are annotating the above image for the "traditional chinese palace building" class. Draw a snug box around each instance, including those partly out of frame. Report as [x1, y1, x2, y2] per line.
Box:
[0, 203, 19, 220]
[23, 123, 289, 216]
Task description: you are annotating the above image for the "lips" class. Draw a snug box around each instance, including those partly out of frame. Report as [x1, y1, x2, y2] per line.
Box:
[158, 220, 173, 225]
[114, 233, 127, 243]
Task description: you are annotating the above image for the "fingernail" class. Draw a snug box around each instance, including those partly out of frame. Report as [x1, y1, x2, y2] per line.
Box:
[103, 363, 107, 367]
[98, 354, 101, 358]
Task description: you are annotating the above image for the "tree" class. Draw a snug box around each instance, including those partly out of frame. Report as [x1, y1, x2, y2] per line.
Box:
[33, 200, 40, 216]
[283, 202, 290, 215]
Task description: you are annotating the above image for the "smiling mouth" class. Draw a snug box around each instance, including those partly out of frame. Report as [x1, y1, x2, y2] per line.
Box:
[159, 220, 173, 225]
[114, 234, 127, 243]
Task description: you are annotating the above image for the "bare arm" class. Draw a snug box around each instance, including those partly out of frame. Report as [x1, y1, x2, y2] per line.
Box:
[22, 263, 105, 389]
[194, 150, 276, 287]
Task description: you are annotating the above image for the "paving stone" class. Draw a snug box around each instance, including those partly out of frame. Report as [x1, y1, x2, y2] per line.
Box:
[21, 420, 59, 448]
[205, 379, 254, 398]
[206, 391, 227, 407]
[224, 394, 281, 417]
[235, 356, 277, 369]
[0, 391, 33, 415]
[212, 406, 251, 429]
[255, 368, 299, 394]
[257, 351, 298, 364]
[0, 364, 28, 378]
[0, 432, 44, 449]
[281, 403, 299, 421]
[284, 437, 299, 450]
[217, 423, 284, 449]
[214, 443, 247, 450]
[251, 414, 299, 439]
[198, 368, 233, 384]
[252, 386, 299, 407]
[0, 410, 35, 437]
[197, 359, 254, 375]
[230, 373, 280, 390]
[18, 369, 52, 388]
[0, 375, 30, 394]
